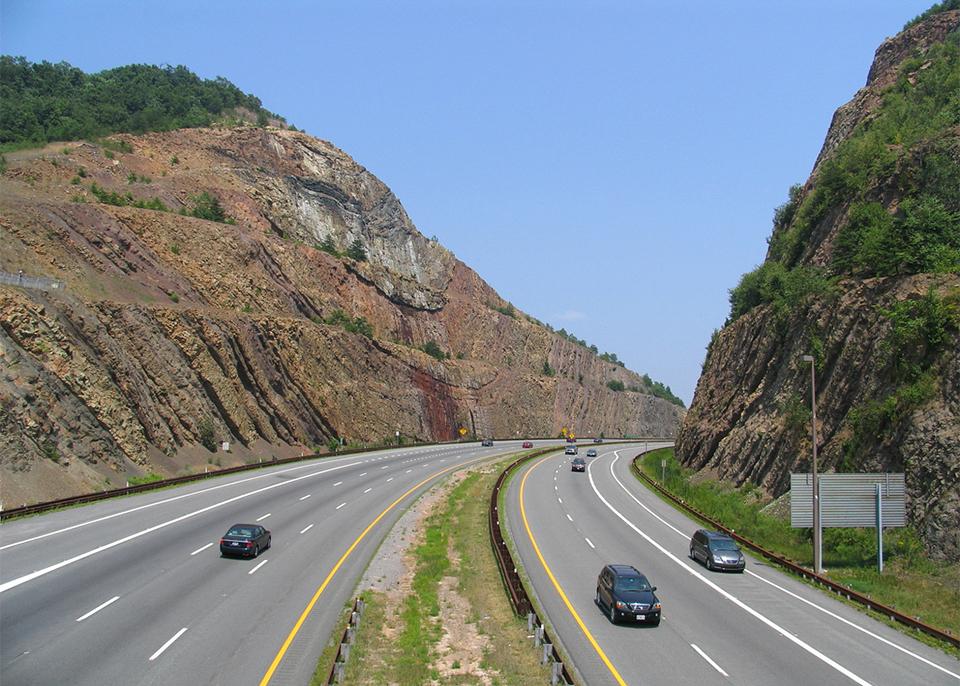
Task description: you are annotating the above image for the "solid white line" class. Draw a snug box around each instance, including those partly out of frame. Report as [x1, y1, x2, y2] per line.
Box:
[76, 595, 120, 622]
[0, 460, 361, 594]
[744, 570, 960, 680]
[588, 457, 872, 686]
[691, 644, 729, 676]
[585, 538, 595, 549]
[336, 503, 346, 510]
[363, 488, 372, 494]
[333, 481, 343, 486]
[566, 514, 573, 522]
[256, 513, 271, 521]
[149, 627, 188, 661]
[606, 452, 959, 681]
[248, 559, 269, 575]
[1, 456, 368, 551]
[189, 542, 213, 556]
[299, 524, 314, 535]
[299, 494, 311, 501]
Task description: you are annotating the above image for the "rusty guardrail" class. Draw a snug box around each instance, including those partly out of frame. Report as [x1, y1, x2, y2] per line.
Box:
[629, 452, 959, 650]
[326, 596, 365, 684]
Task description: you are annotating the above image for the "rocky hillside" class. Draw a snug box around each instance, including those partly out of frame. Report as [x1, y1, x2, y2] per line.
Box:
[678, 10, 960, 559]
[0, 124, 683, 506]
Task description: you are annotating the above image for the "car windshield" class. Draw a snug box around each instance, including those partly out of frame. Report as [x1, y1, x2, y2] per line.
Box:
[227, 527, 253, 537]
[711, 539, 739, 551]
[615, 576, 650, 591]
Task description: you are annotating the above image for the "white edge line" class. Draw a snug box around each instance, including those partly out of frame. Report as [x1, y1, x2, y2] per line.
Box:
[0, 460, 360, 594]
[606, 451, 960, 681]
[691, 644, 729, 677]
[189, 542, 213, 556]
[588, 454, 872, 686]
[248, 559, 269, 575]
[149, 627, 188, 661]
[76, 595, 120, 622]
[2, 453, 374, 551]
[299, 524, 314, 534]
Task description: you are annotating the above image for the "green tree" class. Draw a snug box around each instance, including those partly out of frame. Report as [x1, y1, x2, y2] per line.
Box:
[346, 238, 367, 261]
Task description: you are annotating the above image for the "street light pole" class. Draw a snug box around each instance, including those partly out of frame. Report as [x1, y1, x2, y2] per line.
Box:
[802, 354, 822, 574]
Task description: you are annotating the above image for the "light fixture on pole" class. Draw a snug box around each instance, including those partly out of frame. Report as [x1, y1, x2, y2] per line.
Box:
[802, 354, 822, 574]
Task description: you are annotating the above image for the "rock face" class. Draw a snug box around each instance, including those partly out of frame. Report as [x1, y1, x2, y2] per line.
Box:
[678, 12, 960, 560]
[0, 126, 682, 506]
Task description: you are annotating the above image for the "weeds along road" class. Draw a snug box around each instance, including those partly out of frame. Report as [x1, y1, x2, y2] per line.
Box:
[504, 445, 960, 686]
[0, 441, 549, 686]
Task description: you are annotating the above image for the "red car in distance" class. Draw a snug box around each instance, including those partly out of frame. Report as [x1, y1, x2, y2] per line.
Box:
[522, 441, 533, 449]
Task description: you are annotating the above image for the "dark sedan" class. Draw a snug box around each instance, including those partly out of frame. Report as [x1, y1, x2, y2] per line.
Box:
[481, 438, 494, 447]
[596, 564, 661, 626]
[220, 523, 271, 558]
[571, 457, 586, 472]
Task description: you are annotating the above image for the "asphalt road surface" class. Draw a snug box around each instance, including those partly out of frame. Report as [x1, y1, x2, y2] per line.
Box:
[505, 444, 960, 686]
[1, 440, 545, 686]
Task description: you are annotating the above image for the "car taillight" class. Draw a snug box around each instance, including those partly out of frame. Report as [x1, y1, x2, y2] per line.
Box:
[219, 538, 226, 545]
[245, 541, 254, 547]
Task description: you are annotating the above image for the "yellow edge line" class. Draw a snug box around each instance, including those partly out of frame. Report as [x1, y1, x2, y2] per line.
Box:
[259, 455, 484, 686]
[519, 455, 628, 686]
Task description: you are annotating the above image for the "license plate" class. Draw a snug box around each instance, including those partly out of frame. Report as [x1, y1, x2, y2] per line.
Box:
[231, 542, 240, 546]
[636, 614, 645, 620]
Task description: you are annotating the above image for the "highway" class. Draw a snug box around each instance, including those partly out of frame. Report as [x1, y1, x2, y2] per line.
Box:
[0, 440, 541, 686]
[504, 444, 960, 686]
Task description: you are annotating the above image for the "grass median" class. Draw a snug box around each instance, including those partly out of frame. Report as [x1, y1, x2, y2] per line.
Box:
[637, 447, 959, 652]
[329, 459, 549, 685]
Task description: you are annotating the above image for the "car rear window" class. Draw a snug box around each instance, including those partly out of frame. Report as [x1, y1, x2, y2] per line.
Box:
[227, 527, 253, 537]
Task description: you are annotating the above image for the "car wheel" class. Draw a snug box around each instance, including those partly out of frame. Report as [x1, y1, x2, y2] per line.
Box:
[596, 589, 602, 607]
[609, 604, 618, 624]
[254, 544, 260, 558]
[689, 546, 695, 560]
[705, 557, 712, 571]
[267, 536, 272, 550]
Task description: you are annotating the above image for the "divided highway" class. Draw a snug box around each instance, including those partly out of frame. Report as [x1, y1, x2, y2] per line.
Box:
[0, 441, 543, 686]
[505, 445, 960, 686]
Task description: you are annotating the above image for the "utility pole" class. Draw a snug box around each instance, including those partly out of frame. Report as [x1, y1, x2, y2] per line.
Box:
[802, 354, 822, 574]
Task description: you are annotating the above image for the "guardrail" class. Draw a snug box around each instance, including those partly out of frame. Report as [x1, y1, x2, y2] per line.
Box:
[0, 442, 445, 521]
[326, 597, 365, 684]
[629, 454, 959, 650]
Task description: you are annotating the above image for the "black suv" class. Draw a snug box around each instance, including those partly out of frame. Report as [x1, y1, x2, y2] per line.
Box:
[595, 564, 661, 625]
[689, 529, 745, 572]
[481, 439, 494, 447]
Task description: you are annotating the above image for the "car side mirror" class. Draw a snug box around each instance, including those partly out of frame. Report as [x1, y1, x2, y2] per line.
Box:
[651, 586, 657, 592]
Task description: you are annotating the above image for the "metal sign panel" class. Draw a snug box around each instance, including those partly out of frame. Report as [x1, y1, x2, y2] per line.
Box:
[790, 473, 906, 528]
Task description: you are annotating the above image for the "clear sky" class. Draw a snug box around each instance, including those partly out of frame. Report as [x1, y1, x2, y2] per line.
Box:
[1, 0, 937, 405]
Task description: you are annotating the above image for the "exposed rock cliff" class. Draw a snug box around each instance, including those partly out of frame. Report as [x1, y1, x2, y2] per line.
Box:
[678, 11, 960, 560]
[0, 126, 682, 506]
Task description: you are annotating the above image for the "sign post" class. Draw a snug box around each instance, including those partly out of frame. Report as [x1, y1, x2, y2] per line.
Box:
[876, 483, 883, 573]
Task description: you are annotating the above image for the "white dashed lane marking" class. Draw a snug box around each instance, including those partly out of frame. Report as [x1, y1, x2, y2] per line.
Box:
[190, 542, 213, 556]
[76, 595, 120, 622]
[336, 503, 346, 510]
[256, 513, 271, 521]
[333, 481, 343, 486]
[149, 628, 188, 661]
[299, 524, 314, 534]
[248, 559, 268, 575]
[363, 488, 372, 494]
[585, 538, 595, 549]
[299, 494, 311, 501]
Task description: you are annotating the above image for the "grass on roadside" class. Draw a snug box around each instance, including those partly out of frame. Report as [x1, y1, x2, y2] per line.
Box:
[338, 462, 549, 685]
[638, 448, 960, 646]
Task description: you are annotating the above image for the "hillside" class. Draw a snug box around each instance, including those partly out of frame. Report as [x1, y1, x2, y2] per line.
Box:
[0, 115, 682, 506]
[677, 10, 960, 559]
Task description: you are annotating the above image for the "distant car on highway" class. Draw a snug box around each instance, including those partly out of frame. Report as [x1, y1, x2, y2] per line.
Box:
[593, 437, 603, 443]
[220, 523, 271, 558]
[586, 448, 598, 457]
[596, 564, 661, 625]
[482, 438, 494, 447]
[564, 445, 578, 455]
[689, 529, 745, 572]
[571, 456, 586, 472]
[522, 441, 533, 449]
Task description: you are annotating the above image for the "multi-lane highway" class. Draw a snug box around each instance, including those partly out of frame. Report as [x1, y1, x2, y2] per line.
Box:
[505, 444, 960, 686]
[0, 441, 539, 686]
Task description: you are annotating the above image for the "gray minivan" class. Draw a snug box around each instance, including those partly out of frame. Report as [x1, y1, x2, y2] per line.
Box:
[689, 529, 745, 572]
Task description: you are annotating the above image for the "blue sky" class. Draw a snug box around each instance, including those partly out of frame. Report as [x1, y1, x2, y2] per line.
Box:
[1, 1, 936, 404]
